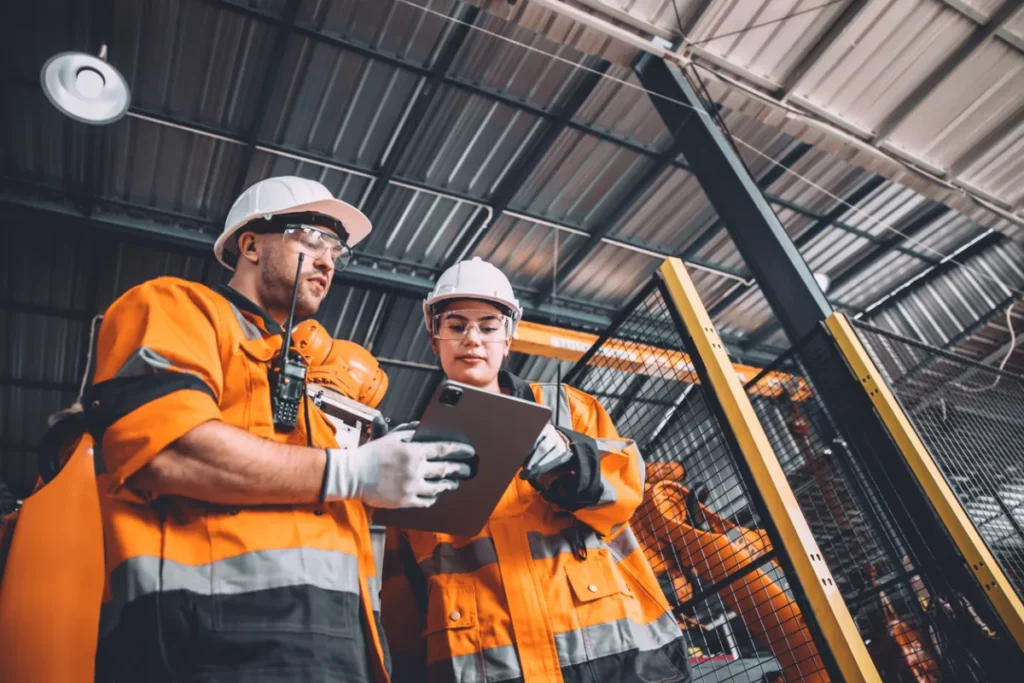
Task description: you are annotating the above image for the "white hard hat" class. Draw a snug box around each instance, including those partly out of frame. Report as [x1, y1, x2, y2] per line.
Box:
[214, 175, 372, 270]
[423, 257, 523, 333]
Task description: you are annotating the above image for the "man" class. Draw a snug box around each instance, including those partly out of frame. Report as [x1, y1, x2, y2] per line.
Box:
[381, 258, 690, 683]
[87, 176, 474, 682]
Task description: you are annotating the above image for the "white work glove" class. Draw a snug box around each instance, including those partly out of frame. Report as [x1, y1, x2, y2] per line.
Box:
[322, 428, 475, 509]
[520, 422, 574, 480]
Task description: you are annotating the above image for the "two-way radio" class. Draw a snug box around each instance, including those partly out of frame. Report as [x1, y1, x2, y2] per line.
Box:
[270, 253, 308, 431]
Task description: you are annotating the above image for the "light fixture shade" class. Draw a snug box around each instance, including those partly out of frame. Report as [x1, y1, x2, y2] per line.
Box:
[41, 51, 130, 125]
[813, 272, 831, 294]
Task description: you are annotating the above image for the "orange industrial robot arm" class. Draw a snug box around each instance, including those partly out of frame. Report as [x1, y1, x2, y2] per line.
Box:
[292, 319, 389, 409]
[634, 461, 828, 683]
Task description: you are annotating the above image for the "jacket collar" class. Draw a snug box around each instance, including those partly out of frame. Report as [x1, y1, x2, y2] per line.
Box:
[498, 370, 536, 402]
[215, 284, 295, 337]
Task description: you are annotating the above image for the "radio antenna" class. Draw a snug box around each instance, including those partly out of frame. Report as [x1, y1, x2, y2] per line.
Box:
[281, 253, 305, 357]
[553, 229, 562, 427]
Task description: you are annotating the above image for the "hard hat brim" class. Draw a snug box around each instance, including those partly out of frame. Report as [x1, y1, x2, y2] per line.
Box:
[214, 197, 372, 270]
[424, 292, 521, 318]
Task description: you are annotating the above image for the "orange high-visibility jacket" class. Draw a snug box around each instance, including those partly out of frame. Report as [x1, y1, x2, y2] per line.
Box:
[87, 277, 390, 682]
[381, 372, 690, 683]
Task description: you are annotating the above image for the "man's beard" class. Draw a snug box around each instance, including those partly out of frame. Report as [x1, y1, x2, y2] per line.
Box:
[261, 250, 321, 319]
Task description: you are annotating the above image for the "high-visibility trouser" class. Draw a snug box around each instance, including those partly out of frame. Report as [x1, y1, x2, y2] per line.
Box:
[98, 543, 384, 682]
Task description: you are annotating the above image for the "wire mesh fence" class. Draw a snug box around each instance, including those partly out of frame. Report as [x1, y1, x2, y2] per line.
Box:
[852, 321, 1024, 608]
[564, 279, 835, 683]
[746, 327, 1014, 682]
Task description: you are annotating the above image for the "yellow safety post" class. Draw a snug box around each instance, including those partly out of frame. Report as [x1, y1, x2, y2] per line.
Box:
[826, 311, 1024, 650]
[659, 257, 882, 683]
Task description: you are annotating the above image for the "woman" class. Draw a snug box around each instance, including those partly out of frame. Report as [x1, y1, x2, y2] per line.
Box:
[381, 257, 690, 683]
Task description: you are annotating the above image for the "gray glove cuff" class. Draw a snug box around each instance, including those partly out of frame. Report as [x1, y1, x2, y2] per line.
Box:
[319, 449, 332, 504]
[321, 447, 362, 503]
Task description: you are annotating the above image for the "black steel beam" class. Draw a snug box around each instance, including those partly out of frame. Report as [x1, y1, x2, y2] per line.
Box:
[228, 0, 302, 203]
[444, 60, 611, 268]
[0, 442, 36, 454]
[793, 176, 887, 249]
[608, 375, 649, 424]
[756, 142, 814, 188]
[775, 189, 940, 265]
[19, 62, 944, 269]
[704, 283, 755, 321]
[486, 206, 751, 281]
[680, 141, 813, 267]
[0, 300, 95, 321]
[890, 291, 1022, 392]
[635, 54, 831, 343]
[9, 53, 961, 276]
[364, 293, 398, 353]
[827, 202, 951, 294]
[678, 0, 714, 38]
[862, 229, 1006, 320]
[707, 175, 934, 321]
[873, 0, 1023, 142]
[691, 142, 813, 319]
[198, 0, 668, 163]
[359, 4, 479, 222]
[776, 0, 870, 96]
[0, 376, 78, 393]
[0, 196, 616, 337]
[5, 191, 787, 364]
[745, 194, 950, 344]
[941, 293, 1020, 352]
[940, 0, 1024, 51]
[532, 134, 689, 306]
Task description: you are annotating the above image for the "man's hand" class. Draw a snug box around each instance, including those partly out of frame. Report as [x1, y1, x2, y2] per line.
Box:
[323, 428, 474, 509]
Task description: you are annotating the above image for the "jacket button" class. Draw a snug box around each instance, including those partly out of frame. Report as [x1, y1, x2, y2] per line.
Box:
[588, 584, 599, 593]
[229, 509, 240, 516]
[449, 611, 461, 621]
[314, 508, 324, 516]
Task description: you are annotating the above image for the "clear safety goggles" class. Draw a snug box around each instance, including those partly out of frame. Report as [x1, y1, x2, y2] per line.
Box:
[282, 224, 352, 270]
[432, 310, 514, 343]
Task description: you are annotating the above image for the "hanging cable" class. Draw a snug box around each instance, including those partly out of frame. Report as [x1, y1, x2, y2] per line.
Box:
[682, 0, 849, 47]
[394, 0, 1024, 302]
[78, 314, 104, 402]
[954, 302, 1019, 393]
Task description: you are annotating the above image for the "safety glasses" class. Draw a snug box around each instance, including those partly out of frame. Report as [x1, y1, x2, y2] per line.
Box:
[282, 224, 352, 271]
[432, 310, 513, 343]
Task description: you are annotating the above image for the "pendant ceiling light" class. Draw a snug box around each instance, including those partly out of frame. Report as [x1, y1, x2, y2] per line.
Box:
[813, 272, 831, 294]
[40, 45, 130, 125]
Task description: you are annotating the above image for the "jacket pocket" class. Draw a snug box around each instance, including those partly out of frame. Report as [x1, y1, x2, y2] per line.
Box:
[237, 337, 275, 434]
[423, 579, 478, 636]
[565, 548, 634, 605]
[565, 551, 686, 681]
[211, 577, 358, 638]
[422, 578, 480, 674]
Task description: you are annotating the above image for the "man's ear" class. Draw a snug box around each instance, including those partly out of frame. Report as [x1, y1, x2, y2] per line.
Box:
[429, 337, 439, 356]
[236, 233, 260, 264]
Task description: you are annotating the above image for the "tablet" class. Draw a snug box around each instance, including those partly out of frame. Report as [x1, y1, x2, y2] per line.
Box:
[373, 380, 552, 537]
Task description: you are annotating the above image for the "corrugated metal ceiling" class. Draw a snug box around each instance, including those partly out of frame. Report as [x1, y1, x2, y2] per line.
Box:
[3, 0, 1024, 495]
[572, 0, 1024, 230]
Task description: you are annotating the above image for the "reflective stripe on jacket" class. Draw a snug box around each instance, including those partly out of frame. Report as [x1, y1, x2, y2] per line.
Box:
[381, 371, 690, 683]
[89, 277, 389, 683]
